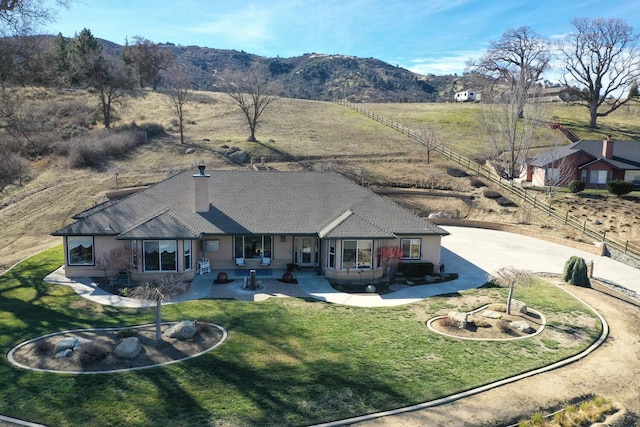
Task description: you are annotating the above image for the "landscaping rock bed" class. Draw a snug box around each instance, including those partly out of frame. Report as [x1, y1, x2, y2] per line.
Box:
[8, 322, 226, 373]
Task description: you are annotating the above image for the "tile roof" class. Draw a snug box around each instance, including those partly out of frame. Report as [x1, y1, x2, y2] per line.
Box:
[53, 170, 448, 239]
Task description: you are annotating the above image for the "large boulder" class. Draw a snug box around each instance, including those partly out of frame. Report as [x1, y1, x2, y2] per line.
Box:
[509, 299, 528, 314]
[481, 309, 503, 319]
[73, 337, 92, 351]
[511, 320, 534, 333]
[55, 337, 79, 353]
[114, 337, 142, 359]
[164, 321, 197, 341]
[447, 311, 468, 329]
[228, 150, 249, 163]
[55, 349, 73, 359]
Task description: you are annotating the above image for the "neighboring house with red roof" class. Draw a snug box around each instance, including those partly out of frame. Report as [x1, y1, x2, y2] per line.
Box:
[52, 167, 448, 282]
[527, 138, 640, 189]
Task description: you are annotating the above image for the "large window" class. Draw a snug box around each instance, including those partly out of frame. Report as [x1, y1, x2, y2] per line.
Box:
[67, 236, 93, 265]
[234, 235, 273, 259]
[589, 170, 608, 184]
[143, 240, 177, 272]
[328, 240, 336, 268]
[401, 238, 421, 260]
[342, 240, 372, 269]
[184, 240, 192, 271]
[546, 167, 560, 182]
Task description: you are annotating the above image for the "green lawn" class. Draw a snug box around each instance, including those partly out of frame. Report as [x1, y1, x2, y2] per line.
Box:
[0, 247, 601, 426]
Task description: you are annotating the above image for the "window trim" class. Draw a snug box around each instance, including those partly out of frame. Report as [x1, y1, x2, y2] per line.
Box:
[341, 239, 373, 270]
[234, 235, 274, 259]
[143, 239, 177, 272]
[400, 238, 421, 260]
[589, 170, 608, 184]
[184, 240, 192, 271]
[67, 236, 94, 266]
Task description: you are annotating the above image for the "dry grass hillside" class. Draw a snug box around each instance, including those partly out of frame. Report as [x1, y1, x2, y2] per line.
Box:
[1, 89, 639, 272]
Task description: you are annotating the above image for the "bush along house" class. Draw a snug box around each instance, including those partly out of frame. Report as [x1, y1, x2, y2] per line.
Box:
[52, 166, 449, 283]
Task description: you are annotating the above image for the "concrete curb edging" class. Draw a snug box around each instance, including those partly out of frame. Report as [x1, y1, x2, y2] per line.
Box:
[7, 322, 228, 375]
[309, 283, 609, 427]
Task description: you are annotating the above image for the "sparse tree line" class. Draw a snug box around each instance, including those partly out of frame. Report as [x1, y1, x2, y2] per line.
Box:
[0, 1, 283, 192]
[1, 1, 640, 194]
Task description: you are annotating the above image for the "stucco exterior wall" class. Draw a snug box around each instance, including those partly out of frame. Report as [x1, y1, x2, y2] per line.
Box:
[321, 235, 443, 282]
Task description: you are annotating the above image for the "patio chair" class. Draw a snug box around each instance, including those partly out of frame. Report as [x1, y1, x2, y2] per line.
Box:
[235, 257, 246, 267]
[197, 258, 211, 275]
[260, 257, 271, 266]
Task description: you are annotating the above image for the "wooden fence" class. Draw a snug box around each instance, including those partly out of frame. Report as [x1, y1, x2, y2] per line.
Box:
[335, 99, 640, 260]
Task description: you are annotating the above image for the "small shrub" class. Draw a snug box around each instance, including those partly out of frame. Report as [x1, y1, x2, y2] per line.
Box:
[562, 256, 591, 287]
[496, 319, 511, 333]
[470, 179, 486, 188]
[118, 287, 133, 297]
[487, 303, 507, 312]
[77, 340, 110, 366]
[483, 190, 501, 199]
[446, 168, 469, 177]
[196, 322, 211, 333]
[397, 262, 434, 277]
[569, 180, 586, 193]
[471, 317, 491, 328]
[606, 180, 634, 197]
[496, 196, 517, 207]
[34, 340, 54, 356]
[439, 316, 457, 328]
[140, 122, 165, 138]
[116, 329, 137, 338]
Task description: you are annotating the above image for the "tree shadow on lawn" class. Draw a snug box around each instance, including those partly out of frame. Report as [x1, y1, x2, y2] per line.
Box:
[185, 357, 414, 425]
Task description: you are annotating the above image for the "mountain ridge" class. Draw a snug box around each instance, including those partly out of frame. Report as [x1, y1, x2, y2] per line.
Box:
[90, 36, 490, 102]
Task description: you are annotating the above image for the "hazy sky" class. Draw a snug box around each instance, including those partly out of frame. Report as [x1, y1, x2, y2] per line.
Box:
[44, 0, 639, 80]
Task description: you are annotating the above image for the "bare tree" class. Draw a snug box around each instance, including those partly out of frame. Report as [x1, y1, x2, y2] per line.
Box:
[163, 66, 192, 144]
[128, 276, 188, 341]
[0, 0, 68, 37]
[478, 83, 547, 181]
[558, 18, 640, 129]
[488, 267, 533, 315]
[468, 26, 551, 118]
[415, 124, 440, 164]
[95, 246, 134, 286]
[218, 62, 280, 142]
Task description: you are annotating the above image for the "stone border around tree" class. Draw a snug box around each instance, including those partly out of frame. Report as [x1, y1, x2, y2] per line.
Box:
[7, 323, 228, 375]
[426, 306, 546, 341]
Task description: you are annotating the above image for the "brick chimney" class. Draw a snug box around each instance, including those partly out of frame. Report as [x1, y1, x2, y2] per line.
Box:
[193, 164, 210, 212]
[602, 136, 614, 159]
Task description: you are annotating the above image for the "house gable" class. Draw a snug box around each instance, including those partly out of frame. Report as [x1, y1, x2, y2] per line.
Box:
[528, 139, 640, 187]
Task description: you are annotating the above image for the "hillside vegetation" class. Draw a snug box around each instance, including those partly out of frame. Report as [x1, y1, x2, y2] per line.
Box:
[1, 89, 639, 271]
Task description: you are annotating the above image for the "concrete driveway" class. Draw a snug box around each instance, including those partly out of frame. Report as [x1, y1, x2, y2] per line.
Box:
[440, 226, 640, 295]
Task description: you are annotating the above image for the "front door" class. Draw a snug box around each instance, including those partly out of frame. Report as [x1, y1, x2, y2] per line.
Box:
[294, 237, 316, 268]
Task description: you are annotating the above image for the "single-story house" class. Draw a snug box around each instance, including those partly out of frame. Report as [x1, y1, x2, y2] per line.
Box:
[526, 138, 640, 188]
[52, 167, 449, 282]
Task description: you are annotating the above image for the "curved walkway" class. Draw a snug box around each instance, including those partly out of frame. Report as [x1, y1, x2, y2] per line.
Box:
[44, 226, 640, 308]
